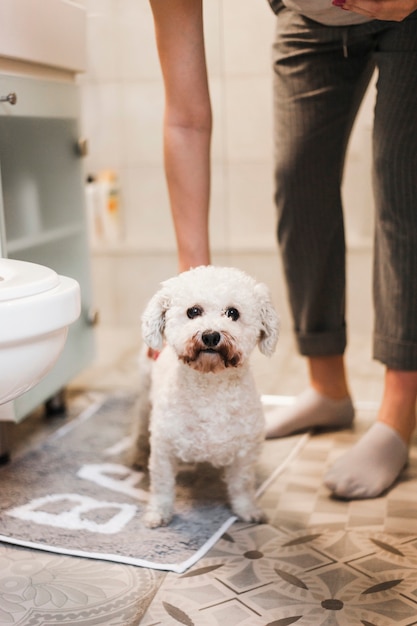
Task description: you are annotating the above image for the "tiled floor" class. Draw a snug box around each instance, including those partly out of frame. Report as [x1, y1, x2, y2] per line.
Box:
[1, 325, 417, 625]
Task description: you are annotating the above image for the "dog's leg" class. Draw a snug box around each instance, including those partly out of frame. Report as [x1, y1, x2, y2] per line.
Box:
[128, 349, 152, 469]
[129, 397, 151, 469]
[224, 456, 267, 523]
[144, 448, 178, 528]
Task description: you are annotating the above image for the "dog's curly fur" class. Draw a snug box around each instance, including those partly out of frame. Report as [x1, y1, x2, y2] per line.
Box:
[129, 265, 279, 528]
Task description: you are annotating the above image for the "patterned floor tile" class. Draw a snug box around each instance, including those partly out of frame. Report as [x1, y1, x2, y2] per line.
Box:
[0, 543, 163, 625]
[141, 524, 417, 625]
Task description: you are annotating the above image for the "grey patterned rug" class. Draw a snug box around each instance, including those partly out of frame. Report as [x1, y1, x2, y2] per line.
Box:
[0, 393, 306, 573]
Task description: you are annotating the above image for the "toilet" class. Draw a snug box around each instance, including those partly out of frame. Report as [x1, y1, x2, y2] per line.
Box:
[0, 258, 80, 406]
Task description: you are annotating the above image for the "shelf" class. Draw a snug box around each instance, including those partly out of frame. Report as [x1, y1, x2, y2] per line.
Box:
[6, 223, 83, 255]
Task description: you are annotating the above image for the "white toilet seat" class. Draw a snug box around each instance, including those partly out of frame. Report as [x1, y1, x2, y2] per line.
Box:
[0, 258, 81, 344]
[0, 258, 81, 407]
[0, 258, 60, 301]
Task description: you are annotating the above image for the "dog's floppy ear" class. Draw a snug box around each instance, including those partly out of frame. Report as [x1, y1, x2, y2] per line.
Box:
[141, 287, 171, 351]
[254, 282, 280, 356]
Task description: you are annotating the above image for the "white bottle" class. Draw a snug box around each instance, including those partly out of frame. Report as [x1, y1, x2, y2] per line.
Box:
[97, 170, 122, 244]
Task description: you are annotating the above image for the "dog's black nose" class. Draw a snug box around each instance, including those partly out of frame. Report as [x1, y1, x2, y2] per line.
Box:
[202, 331, 221, 348]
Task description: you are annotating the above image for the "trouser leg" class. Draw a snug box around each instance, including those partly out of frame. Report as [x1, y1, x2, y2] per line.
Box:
[372, 12, 417, 370]
[272, 10, 374, 356]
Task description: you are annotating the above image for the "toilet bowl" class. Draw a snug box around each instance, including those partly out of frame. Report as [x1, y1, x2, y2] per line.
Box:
[0, 258, 81, 406]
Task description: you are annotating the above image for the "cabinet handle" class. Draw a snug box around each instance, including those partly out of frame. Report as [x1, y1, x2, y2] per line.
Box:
[76, 137, 88, 157]
[87, 308, 100, 326]
[0, 93, 17, 105]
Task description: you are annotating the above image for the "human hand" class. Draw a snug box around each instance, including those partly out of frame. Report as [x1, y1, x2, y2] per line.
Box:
[332, 0, 417, 21]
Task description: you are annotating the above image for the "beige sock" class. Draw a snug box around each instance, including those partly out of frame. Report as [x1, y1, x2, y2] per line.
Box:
[265, 387, 355, 438]
[324, 421, 408, 499]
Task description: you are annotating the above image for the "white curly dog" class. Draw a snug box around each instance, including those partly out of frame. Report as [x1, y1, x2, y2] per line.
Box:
[130, 265, 279, 528]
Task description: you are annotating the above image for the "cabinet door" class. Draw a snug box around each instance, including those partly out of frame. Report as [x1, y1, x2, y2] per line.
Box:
[0, 83, 95, 420]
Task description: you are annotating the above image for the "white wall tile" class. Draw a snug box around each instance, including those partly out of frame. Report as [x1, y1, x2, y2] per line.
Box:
[90, 254, 119, 324]
[222, 0, 275, 76]
[122, 165, 175, 249]
[208, 76, 226, 163]
[80, 82, 124, 173]
[114, 254, 178, 323]
[226, 162, 276, 251]
[208, 162, 228, 252]
[203, 0, 222, 77]
[115, 0, 161, 81]
[121, 81, 164, 166]
[224, 75, 274, 162]
[84, 0, 118, 82]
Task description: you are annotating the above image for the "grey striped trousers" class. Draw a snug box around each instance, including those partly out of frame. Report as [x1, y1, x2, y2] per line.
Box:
[272, 7, 417, 369]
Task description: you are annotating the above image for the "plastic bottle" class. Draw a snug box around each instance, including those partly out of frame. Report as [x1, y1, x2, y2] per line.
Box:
[97, 170, 122, 244]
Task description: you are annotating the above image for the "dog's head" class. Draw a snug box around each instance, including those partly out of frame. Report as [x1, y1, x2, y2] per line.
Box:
[142, 265, 279, 374]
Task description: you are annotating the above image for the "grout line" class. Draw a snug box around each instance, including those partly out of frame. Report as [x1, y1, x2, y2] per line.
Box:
[256, 431, 310, 499]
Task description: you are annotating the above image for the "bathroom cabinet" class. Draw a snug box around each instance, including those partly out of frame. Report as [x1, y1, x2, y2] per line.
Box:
[0, 74, 95, 423]
[0, 74, 94, 421]
[0, 0, 94, 433]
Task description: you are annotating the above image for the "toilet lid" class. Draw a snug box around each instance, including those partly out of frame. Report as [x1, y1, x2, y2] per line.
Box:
[0, 259, 60, 302]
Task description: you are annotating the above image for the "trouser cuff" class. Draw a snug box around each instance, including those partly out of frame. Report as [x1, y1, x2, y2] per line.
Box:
[296, 329, 347, 357]
[374, 335, 417, 370]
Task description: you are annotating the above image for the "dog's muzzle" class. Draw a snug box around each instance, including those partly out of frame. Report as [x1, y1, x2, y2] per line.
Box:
[180, 330, 242, 373]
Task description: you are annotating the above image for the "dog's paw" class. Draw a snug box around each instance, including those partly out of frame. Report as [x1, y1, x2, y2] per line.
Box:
[144, 506, 173, 528]
[244, 507, 268, 524]
[232, 500, 268, 524]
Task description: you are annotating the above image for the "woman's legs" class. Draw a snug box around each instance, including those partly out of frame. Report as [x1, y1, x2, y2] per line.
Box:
[324, 14, 417, 498]
[267, 11, 375, 437]
[270, 10, 417, 499]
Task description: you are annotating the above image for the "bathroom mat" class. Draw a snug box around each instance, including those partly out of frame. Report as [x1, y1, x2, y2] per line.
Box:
[0, 393, 307, 573]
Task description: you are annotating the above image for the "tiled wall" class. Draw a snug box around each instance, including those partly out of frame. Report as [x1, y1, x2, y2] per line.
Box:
[79, 0, 375, 333]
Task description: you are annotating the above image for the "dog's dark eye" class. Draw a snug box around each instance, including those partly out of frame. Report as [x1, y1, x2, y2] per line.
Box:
[187, 306, 203, 319]
[225, 307, 240, 321]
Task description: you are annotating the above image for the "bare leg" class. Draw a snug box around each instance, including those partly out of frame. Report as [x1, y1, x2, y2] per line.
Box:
[378, 369, 417, 444]
[308, 355, 350, 399]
